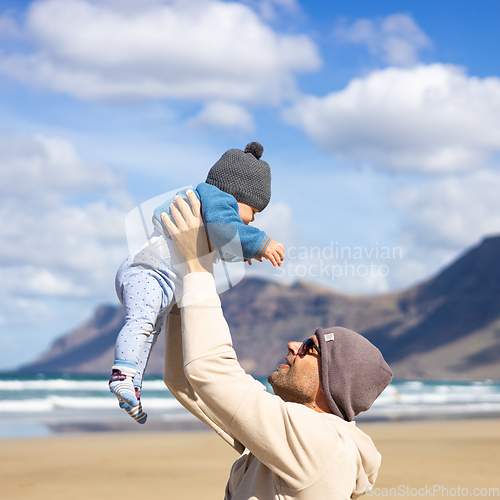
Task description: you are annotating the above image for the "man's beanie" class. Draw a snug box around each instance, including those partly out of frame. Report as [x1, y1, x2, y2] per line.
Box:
[206, 142, 271, 212]
[316, 327, 393, 421]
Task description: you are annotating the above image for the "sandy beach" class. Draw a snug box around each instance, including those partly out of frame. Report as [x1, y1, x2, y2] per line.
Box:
[1, 419, 499, 500]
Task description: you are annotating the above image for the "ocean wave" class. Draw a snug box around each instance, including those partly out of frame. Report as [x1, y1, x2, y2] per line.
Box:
[365, 402, 500, 419]
[0, 378, 170, 392]
[1, 379, 500, 416]
[373, 391, 500, 407]
[0, 396, 183, 413]
[372, 381, 500, 407]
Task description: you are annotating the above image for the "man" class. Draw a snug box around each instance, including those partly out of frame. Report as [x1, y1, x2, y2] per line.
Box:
[161, 191, 393, 499]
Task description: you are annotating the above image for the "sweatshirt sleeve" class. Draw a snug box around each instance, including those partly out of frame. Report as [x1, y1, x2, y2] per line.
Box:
[196, 183, 270, 261]
[162, 304, 245, 453]
[180, 273, 339, 490]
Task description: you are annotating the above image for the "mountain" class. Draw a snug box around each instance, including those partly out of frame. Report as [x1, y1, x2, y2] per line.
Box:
[365, 235, 500, 378]
[18, 236, 500, 380]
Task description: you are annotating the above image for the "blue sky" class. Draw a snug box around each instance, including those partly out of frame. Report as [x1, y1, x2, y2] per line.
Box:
[1, 0, 500, 370]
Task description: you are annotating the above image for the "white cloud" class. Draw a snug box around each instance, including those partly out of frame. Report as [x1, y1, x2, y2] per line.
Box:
[0, 0, 320, 103]
[0, 297, 52, 325]
[383, 168, 500, 289]
[392, 169, 500, 251]
[0, 267, 88, 297]
[286, 64, 500, 173]
[188, 101, 255, 132]
[0, 133, 116, 197]
[0, 133, 130, 320]
[334, 13, 431, 67]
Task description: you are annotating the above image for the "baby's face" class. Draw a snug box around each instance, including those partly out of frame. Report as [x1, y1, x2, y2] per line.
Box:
[237, 202, 258, 225]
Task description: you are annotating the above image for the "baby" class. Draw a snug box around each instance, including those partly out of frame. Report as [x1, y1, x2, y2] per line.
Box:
[109, 142, 285, 423]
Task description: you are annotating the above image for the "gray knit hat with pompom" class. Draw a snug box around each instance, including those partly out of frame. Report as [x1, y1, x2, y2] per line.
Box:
[206, 142, 271, 212]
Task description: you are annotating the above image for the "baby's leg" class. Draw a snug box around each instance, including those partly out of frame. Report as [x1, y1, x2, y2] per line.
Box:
[133, 313, 165, 387]
[110, 269, 164, 406]
[114, 309, 170, 424]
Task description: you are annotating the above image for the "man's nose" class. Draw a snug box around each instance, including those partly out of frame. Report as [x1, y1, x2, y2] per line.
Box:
[287, 341, 301, 355]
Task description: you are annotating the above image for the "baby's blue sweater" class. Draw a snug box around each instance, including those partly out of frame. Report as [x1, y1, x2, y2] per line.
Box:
[153, 183, 270, 261]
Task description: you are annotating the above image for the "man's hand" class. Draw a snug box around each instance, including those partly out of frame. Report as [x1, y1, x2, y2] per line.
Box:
[263, 240, 285, 267]
[160, 190, 214, 274]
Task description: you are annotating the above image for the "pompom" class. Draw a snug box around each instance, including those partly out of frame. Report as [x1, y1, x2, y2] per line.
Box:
[244, 142, 264, 159]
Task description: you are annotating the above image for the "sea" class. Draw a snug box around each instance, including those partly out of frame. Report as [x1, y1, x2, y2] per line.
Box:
[1, 373, 500, 440]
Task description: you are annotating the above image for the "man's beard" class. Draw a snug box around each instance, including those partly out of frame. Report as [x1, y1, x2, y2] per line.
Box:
[267, 366, 316, 405]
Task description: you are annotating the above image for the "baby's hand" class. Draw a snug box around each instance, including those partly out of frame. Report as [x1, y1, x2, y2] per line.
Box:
[263, 240, 285, 267]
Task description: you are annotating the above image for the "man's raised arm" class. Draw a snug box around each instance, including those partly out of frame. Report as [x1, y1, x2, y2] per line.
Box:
[162, 303, 244, 453]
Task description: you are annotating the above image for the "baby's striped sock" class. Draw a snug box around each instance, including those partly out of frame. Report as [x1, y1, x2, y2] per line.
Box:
[119, 386, 148, 424]
[109, 365, 138, 407]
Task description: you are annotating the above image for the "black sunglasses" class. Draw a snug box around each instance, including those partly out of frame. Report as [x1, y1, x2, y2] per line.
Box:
[297, 338, 321, 357]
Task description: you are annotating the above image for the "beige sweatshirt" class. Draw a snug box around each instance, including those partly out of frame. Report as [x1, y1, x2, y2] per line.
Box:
[163, 272, 382, 500]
